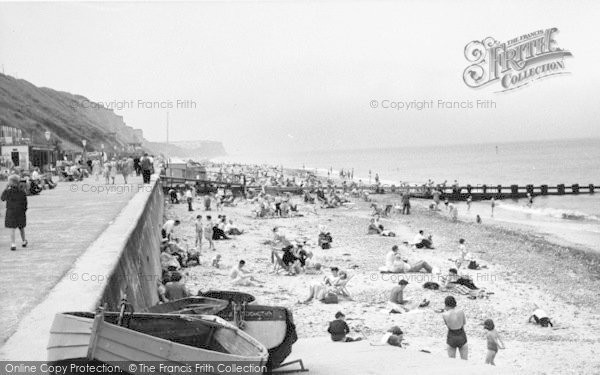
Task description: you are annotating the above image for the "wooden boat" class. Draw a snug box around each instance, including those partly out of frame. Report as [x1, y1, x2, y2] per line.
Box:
[47, 310, 269, 369]
[149, 291, 297, 370]
[141, 297, 228, 315]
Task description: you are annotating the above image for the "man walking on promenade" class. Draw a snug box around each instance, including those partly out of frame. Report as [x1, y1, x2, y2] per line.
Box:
[140, 153, 153, 184]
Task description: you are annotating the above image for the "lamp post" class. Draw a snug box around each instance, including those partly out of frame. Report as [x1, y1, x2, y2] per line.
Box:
[82, 139, 87, 166]
[44, 131, 51, 172]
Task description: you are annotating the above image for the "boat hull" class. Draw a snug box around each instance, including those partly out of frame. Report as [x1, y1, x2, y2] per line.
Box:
[48, 312, 268, 372]
[157, 293, 297, 369]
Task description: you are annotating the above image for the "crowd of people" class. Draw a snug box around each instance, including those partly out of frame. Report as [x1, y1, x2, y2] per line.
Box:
[153, 161, 560, 369]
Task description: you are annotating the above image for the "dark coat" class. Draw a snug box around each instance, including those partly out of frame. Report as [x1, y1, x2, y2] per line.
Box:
[1, 186, 27, 228]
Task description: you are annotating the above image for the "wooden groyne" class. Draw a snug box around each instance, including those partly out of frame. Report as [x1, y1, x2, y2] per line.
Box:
[394, 183, 597, 201]
[160, 173, 596, 202]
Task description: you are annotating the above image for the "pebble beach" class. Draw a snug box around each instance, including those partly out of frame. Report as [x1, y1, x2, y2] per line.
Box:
[166, 181, 600, 374]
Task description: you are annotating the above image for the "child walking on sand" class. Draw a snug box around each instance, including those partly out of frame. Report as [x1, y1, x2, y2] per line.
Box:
[327, 311, 363, 342]
[484, 319, 505, 365]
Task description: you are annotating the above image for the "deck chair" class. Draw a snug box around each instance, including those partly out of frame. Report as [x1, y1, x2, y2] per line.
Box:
[333, 275, 354, 298]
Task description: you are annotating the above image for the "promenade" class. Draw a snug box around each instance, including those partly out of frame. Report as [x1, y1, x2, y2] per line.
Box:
[0, 175, 147, 346]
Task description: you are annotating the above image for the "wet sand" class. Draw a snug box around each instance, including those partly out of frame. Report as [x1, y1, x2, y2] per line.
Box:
[166, 190, 600, 374]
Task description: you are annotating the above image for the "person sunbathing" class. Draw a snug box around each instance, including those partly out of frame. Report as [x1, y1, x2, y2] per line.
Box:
[332, 271, 353, 299]
[379, 245, 433, 273]
[299, 283, 330, 304]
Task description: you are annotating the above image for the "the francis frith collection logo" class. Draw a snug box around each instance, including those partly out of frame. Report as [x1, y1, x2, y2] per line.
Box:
[463, 28, 573, 92]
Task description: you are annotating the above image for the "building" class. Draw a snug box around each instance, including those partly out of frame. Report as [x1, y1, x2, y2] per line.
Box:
[0, 125, 58, 171]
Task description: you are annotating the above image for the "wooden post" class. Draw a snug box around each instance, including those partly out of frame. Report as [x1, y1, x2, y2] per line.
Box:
[572, 184, 580, 194]
[526, 184, 534, 195]
[557, 184, 565, 195]
[541, 185, 548, 195]
[87, 304, 107, 360]
[589, 184, 595, 194]
[510, 185, 518, 197]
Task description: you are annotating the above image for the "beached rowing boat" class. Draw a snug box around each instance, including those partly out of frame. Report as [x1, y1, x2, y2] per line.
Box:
[47, 310, 269, 370]
[141, 296, 228, 315]
[150, 291, 298, 370]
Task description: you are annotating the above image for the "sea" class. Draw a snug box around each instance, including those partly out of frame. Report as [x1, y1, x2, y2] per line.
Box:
[215, 138, 600, 252]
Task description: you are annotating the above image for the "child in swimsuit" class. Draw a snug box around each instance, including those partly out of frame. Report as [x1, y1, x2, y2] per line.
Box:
[484, 319, 505, 365]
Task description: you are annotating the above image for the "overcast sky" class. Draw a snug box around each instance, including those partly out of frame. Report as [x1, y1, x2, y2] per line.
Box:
[1, 1, 599, 156]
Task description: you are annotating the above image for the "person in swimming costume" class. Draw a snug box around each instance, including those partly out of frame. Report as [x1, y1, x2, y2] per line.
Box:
[442, 295, 468, 360]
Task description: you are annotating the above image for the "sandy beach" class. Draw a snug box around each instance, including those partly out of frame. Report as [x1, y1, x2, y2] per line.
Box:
[165, 187, 600, 375]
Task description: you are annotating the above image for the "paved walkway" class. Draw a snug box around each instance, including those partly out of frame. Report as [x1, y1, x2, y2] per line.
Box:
[0, 175, 146, 346]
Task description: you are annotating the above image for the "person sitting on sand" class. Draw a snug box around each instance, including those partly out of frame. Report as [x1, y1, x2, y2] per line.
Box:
[225, 219, 243, 235]
[318, 225, 333, 249]
[164, 271, 191, 301]
[443, 296, 468, 360]
[160, 246, 181, 271]
[230, 260, 263, 286]
[456, 238, 469, 269]
[379, 245, 403, 272]
[388, 280, 429, 313]
[211, 254, 222, 268]
[414, 230, 435, 249]
[381, 245, 433, 273]
[367, 218, 382, 235]
[327, 312, 363, 342]
[380, 326, 405, 347]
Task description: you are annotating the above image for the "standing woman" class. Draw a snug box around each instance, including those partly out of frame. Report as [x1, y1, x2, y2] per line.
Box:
[109, 158, 117, 184]
[121, 157, 132, 184]
[1, 175, 28, 251]
[92, 158, 101, 181]
[103, 161, 111, 184]
[442, 295, 468, 360]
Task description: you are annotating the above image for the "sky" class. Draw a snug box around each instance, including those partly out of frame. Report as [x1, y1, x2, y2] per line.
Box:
[1, 0, 599, 156]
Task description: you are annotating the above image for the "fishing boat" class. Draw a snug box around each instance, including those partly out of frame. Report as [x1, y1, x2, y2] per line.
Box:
[147, 291, 298, 370]
[47, 310, 269, 370]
